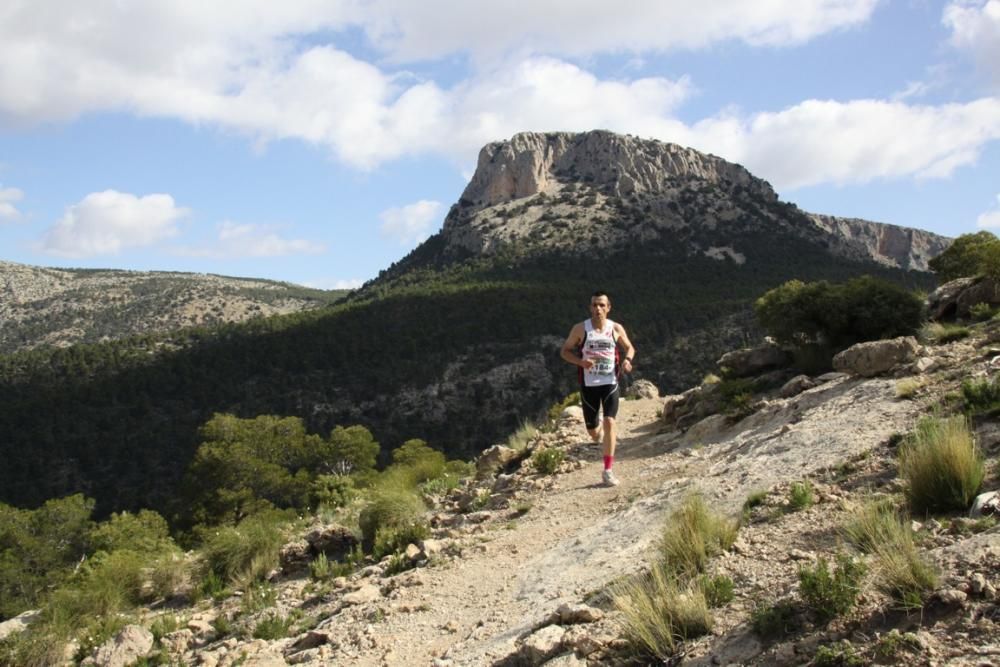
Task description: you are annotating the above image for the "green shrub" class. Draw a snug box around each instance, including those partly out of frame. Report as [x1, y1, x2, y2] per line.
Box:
[382, 552, 414, 577]
[660, 495, 738, 578]
[531, 448, 565, 475]
[841, 498, 938, 609]
[798, 553, 866, 622]
[46, 549, 146, 630]
[89, 510, 173, 555]
[813, 641, 864, 667]
[148, 550, 188, 600]
[388, 439, 447, 485]
[612, 566, 712, 661]
[310, 474, 355, 510]
[310, 553, 333, 582]
[199, 513, 287, 584]
[961, 375, 1000, 413]
[921, 322, 971, 344]
[718, 378, 756, 418]
[895, 378, 926, 399]
[149, 615, 181, 642]
[874, 629, 922, 660]
[195, 571, 227, 602]
[506, 422, 539, 450]
[358, 485, 426, 553]
[788, 480, 814, 511]
[750, 599, 800, 640]
[874, 538, 939, 610]
[0, 494, 95, 619]
[928, 231, 1000, 281]
[372, 521, 430, 561]
[241, 581, 277, 614]
[252, 612, 294, 640]
[755, 276, 923, 353]
[841, 497, 904, 555]
[900, 416, 984, 513]
[970, 302, 996, 321]
[696, 573, 735, 608]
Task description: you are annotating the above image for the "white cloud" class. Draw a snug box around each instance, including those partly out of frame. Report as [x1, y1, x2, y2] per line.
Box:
[358, 0, 879, 61]
[304, 277, 365, 290]
[40, 190, 187, 257]
[0, 1, 875, 168]
[176, 221, 326, 259]
[2, 0, 999, 195]
[379, 200, 442, 245]
[944, 0, 1000, 89]
[977, 193, 1000, 227]
[0, 184, 23, 220]
[686, 97, 1000, 190]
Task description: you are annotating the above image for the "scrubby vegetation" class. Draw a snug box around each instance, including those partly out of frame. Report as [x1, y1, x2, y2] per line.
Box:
[612, 495, 738, 660]
[899, 416, 984, 514]
[754, 275, 924, 369]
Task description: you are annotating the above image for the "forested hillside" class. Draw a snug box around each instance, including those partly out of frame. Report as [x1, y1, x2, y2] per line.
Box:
[0, 132, 945, 520]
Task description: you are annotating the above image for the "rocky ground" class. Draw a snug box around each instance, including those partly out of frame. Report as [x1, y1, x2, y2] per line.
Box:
[46, 323, 1000, 666]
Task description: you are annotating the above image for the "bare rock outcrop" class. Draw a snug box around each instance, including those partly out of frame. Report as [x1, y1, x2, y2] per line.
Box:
[460, 131, 773, 209]
[717, 342, 792, 378]
[832, 336, 921, 377]
[809, 213, 950, 271]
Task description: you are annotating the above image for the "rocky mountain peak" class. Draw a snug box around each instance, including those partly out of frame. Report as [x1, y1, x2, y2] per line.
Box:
[435, 130, 949, 272]
[459, 130, 776, 208]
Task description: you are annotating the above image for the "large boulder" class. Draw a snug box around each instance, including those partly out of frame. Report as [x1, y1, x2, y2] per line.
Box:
[927, 276, 1000, 320]
[662, 383, 724, 429]
[476, 444, 523, 479]
[88, 625, 153, 667]
[717, 342, 792, 378]
[0, 609, 40, 641]
[832, 336, 921, 377]
[624, 378, 659, 399]
[305, 524, 358, 560]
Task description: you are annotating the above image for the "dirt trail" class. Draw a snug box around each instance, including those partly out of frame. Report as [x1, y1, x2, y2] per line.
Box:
[316, 374, 925, 665]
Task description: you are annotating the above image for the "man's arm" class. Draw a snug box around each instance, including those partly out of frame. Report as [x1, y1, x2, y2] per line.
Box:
[615, 323, 635, 371]
[560, 323, 590, 368]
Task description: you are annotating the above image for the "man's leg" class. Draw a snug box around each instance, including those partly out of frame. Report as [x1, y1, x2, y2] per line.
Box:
[601, 386, 621, 486]
[581, 386, 602, 443]
[602, 416, 616, 458]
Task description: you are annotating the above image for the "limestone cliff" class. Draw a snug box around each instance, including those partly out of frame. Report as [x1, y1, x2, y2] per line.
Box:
[441, 130, 949, 271]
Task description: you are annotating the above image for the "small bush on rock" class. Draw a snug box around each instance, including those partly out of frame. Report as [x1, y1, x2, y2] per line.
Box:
[612, 566, 712, 661]
[750, 599, 800, 640]
[798, 553, 866, 622]
[961, 375, 1000, 414]
[358, 486, 426, 553]
[532, 448, 565, 475]
[900, 416, 984, 513]
[660, 494, 738, 578]
[199, 512, 287, 585]
[788, 480, 815, 511]
[696, 573, 735, 608]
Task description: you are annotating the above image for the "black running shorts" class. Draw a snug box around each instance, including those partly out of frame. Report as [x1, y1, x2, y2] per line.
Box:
[581, 383, 620, 430]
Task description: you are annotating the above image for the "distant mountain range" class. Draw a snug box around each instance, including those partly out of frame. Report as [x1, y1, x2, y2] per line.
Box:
[0, 262, 345, 354]
[0, 130, 949, 519]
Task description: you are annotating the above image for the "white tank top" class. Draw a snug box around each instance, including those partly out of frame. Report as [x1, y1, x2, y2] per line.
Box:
[581, 319, 618, 387]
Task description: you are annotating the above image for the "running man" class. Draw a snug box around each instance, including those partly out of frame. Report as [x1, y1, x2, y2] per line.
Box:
[560, 291, 635, 486]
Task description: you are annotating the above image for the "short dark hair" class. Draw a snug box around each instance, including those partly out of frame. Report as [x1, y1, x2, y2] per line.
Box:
[591, 290, 611, 305]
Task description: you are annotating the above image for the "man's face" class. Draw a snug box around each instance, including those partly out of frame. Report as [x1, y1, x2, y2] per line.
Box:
[590, 296, 611, 318]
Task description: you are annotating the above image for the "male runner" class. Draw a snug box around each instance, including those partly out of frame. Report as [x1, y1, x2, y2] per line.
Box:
[559, 291, 635, 486]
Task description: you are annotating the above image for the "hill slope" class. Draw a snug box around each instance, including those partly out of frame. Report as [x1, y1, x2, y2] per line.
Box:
[61, 322, 1000, 666]
[0, 261, 345, 353]
[0, 131, 948, 518]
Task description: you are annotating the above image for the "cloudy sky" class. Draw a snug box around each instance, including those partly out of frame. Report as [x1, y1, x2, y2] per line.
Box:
[1, 1, 998, 288]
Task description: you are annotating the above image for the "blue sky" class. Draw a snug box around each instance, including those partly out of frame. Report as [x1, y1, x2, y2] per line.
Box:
[1, 1, 999, 288]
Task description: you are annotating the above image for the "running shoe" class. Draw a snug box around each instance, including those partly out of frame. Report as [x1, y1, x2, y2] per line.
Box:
[602, 469, 620, 487]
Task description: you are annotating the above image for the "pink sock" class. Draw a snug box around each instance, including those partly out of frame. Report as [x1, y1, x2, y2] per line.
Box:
[603, 455, 613, 471]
